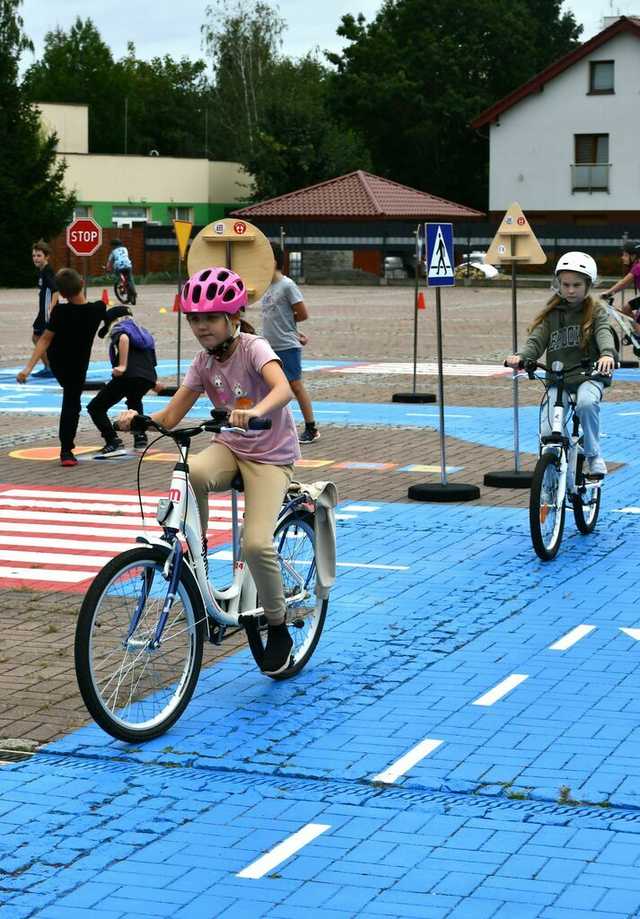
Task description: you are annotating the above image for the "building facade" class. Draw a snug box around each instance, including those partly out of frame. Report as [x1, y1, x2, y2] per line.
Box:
[472, 16, 640, 223]
[37, 102, 251, 228]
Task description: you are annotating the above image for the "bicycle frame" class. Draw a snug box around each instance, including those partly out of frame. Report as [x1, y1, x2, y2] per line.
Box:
[142, 438, 312, 635]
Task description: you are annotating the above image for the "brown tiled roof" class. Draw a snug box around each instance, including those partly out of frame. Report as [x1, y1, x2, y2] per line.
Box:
[231, 170, 483, 220]
[473, 15, 640, 128]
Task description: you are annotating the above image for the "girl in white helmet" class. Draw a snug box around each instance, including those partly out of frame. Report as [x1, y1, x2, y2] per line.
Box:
[506, 252, 615, 477]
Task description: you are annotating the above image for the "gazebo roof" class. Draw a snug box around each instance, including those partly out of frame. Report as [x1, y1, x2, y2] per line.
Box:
[232, 170, 483, 220]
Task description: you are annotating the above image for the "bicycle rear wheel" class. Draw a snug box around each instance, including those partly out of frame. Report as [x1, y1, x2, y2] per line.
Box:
[529, 452, 565, 560]
[114, 277, 130, 305]
[75, 546, 205, 742]
[245, 511, 327, 680]
[571, 455, 601, 534]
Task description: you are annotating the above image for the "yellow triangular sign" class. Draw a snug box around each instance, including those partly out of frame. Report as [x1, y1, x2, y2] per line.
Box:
[173, 220, 193, 261]
[485, 202, 546, 266]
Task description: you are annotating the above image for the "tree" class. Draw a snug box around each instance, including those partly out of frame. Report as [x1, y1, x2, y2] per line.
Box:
[22, 17, 123, 154]
[327, 0, 582, 209]
[119, 45, 210, 157]
[245, 54, 371, 201]
[203, 2, 371, 199]
[202, 0, 285, 161]
[0, 0, 74, 286]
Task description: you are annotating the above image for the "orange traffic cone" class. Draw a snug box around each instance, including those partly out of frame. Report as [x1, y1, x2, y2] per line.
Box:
[417, 291, 426, 310]
[101, 289, 110, 306]
[172, 293, 181, 313]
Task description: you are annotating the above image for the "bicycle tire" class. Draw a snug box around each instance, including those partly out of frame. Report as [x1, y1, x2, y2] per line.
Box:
[113, 279, 130, 305]
[75, 546, 205, 742]
[571, 456, 601, 534]
[529, 452, 566, 560]
[244, 511, 328, 680]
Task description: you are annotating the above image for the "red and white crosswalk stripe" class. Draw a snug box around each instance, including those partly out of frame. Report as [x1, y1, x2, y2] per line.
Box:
[0, 485, 240, 592]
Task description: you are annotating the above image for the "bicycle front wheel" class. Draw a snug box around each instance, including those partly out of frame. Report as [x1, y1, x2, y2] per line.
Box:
[571, 456, 601, 534]
[245, 511, 328, 680]
[529, 452, 566, 560]
[75, 547, 205, 742]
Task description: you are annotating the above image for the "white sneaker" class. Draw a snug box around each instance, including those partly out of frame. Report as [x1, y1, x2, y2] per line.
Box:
[584, 455, 607, 477]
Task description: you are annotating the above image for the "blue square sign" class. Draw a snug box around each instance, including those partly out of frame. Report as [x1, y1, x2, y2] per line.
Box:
[426, 223, 455, 287]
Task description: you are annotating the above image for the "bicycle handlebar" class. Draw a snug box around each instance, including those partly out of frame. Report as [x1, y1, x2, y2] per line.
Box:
[504, 359, 612, 383]
[117, 411, 272, 438]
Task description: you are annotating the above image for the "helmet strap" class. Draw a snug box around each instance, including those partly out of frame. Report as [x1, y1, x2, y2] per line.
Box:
[207, 316, 240, 359]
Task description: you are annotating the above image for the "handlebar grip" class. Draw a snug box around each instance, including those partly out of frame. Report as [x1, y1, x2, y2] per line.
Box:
[131, 414, 153, 433]
[247, 418, 272, 431]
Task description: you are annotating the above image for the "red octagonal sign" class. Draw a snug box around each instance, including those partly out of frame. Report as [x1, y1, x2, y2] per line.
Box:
[66, 217, 103, 257]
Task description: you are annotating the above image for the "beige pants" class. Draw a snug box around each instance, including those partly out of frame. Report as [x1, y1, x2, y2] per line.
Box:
[189, 442, 294, 625]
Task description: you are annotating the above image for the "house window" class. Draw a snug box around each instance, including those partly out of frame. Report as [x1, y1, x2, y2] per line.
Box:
[112, 206, 148, 221]
[589, 60, 614, 94]
[171, 206, 193, 222]
[73, 205, 92, 219]
[572, 134, 610, 192]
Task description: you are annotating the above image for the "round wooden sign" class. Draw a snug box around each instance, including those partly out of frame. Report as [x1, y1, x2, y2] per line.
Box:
[187, 218, 274, 303]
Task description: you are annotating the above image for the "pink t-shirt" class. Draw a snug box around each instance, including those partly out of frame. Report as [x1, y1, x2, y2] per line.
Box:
[631, 261, 640, 290]
[183, 333, 301, 466]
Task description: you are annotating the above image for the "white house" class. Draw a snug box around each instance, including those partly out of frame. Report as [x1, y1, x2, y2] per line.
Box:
[472, 16, 640, 223]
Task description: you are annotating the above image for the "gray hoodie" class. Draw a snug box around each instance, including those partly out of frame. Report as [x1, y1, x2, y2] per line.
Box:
[519, 300, 615, 389]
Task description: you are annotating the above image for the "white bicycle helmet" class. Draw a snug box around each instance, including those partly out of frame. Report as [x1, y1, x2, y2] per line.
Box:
[554, 251, 598, 286]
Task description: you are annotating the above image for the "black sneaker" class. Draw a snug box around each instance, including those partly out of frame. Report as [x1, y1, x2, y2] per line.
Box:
[96, 438, 127, 458]
[261, 623, 293, 675]
[299, 427, 320, 444]
[133, 433, 148, 450]
[60, 450, 78, 467]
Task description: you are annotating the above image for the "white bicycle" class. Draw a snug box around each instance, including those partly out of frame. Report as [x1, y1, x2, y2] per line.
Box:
[520, 360, 610, 561]
[74, 410, 336, 742]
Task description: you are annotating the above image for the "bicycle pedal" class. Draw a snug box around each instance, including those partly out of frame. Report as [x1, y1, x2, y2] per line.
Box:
[208, 623, 226, 645]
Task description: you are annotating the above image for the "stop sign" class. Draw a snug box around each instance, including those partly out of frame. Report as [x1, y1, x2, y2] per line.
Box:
[66, 217, 102, 257]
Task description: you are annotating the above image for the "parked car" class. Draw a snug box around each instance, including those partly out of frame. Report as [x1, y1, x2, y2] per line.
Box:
[455, 251, 500, 280]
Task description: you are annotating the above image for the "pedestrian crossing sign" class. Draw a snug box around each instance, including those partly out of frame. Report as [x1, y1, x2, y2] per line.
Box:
[426, 223, 455, 287]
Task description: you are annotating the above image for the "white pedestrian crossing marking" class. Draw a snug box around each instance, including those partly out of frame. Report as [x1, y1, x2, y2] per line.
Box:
[0, 485, 240, 590]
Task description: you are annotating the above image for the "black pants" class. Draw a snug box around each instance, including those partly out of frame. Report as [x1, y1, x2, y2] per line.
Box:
[87, 376, 152, 443]
[53, 373, 85, 453]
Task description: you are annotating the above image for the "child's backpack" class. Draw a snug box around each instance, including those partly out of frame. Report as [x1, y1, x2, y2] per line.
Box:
[110, 319, 157, 365]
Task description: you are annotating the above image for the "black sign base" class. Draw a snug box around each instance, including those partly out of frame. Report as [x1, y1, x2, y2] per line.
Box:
[619, 359, 639, 368]
[483, 470, 533, 488]
[392, 392, 436, 403]
[408, 482, 480, 502]
[157, 385, 179, 397]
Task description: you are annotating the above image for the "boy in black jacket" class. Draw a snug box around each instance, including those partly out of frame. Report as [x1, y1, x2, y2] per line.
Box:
[17, 268, 106, 466]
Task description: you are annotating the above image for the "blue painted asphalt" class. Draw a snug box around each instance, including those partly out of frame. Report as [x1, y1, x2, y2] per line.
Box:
[2, 366, 640, 916]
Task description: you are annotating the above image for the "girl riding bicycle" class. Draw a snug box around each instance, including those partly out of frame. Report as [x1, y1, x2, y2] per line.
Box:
[117, 266, 301, 674]
[505, 252, 615, 477]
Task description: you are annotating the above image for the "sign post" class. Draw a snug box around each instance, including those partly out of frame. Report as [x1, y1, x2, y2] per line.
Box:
[173, 219, 192, 388]
[66, 217, 102, 293]
[408, 223, 480, 503]
[392, 223, 436, 404]
[483, 202, 547, 488]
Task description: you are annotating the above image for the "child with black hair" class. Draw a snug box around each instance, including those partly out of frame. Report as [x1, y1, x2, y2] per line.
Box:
[17, 268, 106, 466]
[88, 306, 158, 456]
[31, 239, 58, 377]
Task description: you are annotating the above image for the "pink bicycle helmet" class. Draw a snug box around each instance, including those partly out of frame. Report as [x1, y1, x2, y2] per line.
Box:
[180, 267, 248, 314]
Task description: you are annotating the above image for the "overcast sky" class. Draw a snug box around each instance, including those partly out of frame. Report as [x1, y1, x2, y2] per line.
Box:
[19, 0, 629, 69]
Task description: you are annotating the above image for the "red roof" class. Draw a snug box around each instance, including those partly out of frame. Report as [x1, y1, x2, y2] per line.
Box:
[472, 16, 640, 129]
[231, 170, 483, 220]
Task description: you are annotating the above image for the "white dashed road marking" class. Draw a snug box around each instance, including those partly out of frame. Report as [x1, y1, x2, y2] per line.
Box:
[237, 824, 331, 879]
[472, 674, 529, 706]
